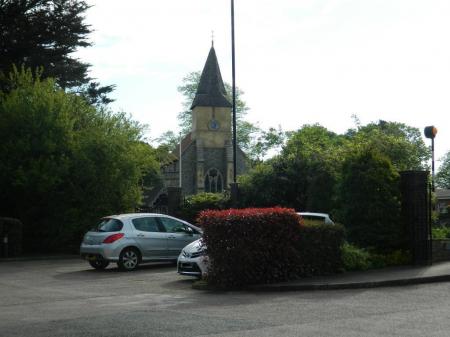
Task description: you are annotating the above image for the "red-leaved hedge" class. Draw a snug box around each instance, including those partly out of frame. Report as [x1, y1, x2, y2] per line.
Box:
[198, 207, 303, 287]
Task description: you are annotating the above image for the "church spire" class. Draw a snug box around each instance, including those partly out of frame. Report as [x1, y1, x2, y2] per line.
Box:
[190, 46, 232, 110]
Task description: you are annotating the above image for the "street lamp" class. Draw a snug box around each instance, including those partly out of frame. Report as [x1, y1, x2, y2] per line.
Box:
[231, 0, 237, 184]
[424, 125, 438, 191]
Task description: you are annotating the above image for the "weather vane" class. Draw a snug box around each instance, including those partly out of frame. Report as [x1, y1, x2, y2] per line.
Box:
[211, 30, 214, 46]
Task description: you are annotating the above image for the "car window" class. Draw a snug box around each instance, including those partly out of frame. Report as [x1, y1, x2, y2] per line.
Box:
[95, 218, 123, 232]
[132, 217, 161, 232]
[158, 217, 188, 233]
[302, 215, 326, 223]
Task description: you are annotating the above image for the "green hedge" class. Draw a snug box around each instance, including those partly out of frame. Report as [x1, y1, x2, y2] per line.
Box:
[297, 223, 345, 276]
[178, 192, 231, 224]
[199, 207, 303, 288]
[198, 207, 346, 288]
[0, 217, 23, 257]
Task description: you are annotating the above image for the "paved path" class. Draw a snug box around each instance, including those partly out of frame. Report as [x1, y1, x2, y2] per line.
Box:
[252, 261, 450, 291]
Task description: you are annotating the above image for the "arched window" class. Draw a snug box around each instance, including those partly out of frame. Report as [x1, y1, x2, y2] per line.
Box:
[204, 168, 223, 193]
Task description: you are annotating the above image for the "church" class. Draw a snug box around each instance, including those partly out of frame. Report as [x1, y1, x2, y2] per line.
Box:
[148, 43, 248, 207]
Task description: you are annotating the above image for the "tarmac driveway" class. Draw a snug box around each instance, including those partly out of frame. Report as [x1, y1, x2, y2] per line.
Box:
[3, 259, 450, 337]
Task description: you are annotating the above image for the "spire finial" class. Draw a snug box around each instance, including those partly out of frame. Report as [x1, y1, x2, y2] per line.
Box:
[211, 30, 214, 47]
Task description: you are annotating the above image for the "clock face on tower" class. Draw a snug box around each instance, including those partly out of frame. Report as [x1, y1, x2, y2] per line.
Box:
[208, 119, 220, 131]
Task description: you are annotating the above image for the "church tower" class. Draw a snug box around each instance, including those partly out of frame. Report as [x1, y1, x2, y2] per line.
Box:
[190, 44, 235, 194]
[159, 44, 247, 198]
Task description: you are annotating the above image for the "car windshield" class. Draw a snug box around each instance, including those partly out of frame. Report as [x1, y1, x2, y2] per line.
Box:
[93, 218, 123, 232]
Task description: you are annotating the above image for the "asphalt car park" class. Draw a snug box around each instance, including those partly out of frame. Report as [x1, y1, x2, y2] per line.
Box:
[4, 258, 450, 337]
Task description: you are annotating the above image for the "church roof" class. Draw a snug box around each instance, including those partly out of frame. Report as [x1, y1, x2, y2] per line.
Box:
[191, 46, 232, 109]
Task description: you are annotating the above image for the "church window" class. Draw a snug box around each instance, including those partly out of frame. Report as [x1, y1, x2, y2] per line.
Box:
[204, 168, 223, 193]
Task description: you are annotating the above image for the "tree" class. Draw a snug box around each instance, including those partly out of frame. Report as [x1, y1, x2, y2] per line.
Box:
[436, 151, 450, 189]
[0, 68, 159, 252]
[337, 150, 404, 251]
[345, 120, 429, 171]
[239, 124, 348, 212]
[0, 0, 114, 102]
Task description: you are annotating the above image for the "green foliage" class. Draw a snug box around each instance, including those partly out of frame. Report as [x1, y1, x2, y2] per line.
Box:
[0, 217, 23, 257]
[179, 192, 230, 224]
[296, 223, 346, 276]
[0, 69, 160, 252]
[239, 124, 344, 212]
[341, 243, 411, 271]
[436, 151, 450, 189]
[337, 150, 404, 251]
[432, 226, 450, 239]
[345, 120, 429, 171]
[238, 162, 290, 208]
[341, 243, 372, 271]
[0, 0, 114, 103]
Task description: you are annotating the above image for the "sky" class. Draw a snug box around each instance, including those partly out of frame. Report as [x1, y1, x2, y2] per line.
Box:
[77, 0, 450, 165]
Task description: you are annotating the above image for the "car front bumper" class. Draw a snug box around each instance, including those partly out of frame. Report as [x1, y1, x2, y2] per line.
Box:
[177, 255, 208, 277]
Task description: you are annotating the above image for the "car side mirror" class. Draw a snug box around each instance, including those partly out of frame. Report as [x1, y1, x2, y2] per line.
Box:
[185, 227, 194, 236]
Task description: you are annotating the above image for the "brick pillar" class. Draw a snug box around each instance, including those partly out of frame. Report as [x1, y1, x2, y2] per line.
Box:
[400, 171, 431, 265]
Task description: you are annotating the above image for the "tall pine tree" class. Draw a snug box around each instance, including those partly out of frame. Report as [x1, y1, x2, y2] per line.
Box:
[0, 0, 114, 104]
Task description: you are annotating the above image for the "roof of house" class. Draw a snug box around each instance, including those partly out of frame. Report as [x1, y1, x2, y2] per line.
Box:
[436, 189, 450, 199]
[190, 46, 232, 109]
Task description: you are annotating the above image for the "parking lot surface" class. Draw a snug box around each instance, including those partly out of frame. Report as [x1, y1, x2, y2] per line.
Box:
[2, 259, 450, 336]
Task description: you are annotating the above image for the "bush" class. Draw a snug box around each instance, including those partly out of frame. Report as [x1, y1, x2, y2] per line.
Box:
[179, 192, 230, 224]
[432, 226, 450, 239]
[341, 243, 371, 271]
[337, 150, 405, 251]
[0, 217, 23, 257]
[341, 243, 411, 271]
[297, 223, 345, 275]
[198, 207, 303, 288]
[0, 69, 160, 253]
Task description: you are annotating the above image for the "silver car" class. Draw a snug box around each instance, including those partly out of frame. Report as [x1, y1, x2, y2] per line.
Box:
[297, 212, 335, 225]
[80, 213, 202, 271]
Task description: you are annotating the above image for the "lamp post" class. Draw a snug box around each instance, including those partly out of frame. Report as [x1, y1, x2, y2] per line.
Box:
[231, 0, 237, 184]
[424, 125, 438, 192]
[229, 0, 239, 206]
[424, 125, 437, 259]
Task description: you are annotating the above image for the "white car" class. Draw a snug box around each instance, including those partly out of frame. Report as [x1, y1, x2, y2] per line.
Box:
[177, 239, 209, 278]
[297, 212, 335, 224]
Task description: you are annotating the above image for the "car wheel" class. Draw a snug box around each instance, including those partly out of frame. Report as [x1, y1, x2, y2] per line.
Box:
[118, 248, 140, 271]
[89, 258, 109, 270]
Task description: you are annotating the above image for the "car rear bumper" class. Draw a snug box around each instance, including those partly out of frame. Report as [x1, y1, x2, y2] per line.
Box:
[80, 244, 120, 262]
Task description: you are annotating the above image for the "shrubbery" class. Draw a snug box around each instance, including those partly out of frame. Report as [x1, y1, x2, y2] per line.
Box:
[337, 150, 405, 252]
[198, 207, 303, 287]
[297, 223, 345, 276]
[178, 192, 230, 224]
[341, 243, 372, 271]
[0, 69, 160, 253]
[198, 207, 346, 288]
[341, 243, 411, 271]
[432, 226, 450, 239]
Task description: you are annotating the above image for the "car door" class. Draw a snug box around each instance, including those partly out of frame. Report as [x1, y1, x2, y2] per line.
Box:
[157, 216, 200, 258]
[130, 216, 168, 259]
